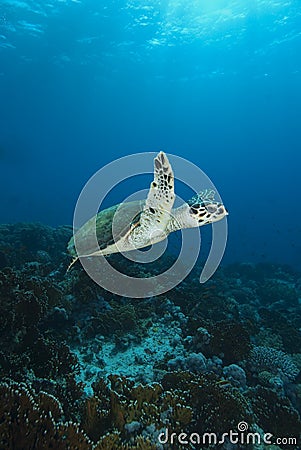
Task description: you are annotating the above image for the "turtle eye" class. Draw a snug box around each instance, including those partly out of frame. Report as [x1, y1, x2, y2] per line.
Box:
[206, 205, 217, 214]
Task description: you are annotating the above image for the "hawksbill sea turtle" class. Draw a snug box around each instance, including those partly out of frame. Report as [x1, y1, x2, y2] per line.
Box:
[67, 151, 228, 269]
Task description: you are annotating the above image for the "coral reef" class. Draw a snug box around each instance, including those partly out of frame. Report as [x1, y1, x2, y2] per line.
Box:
[0, 222, 71, 272]
[0, 222, 300, 449]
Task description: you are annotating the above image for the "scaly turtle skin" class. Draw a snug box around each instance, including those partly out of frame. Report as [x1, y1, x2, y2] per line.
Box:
[67, 152, 228, 268]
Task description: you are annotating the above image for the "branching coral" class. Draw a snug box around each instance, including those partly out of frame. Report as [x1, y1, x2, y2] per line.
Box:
[78, 372, 253, 448]
[0, 382, 91, 450]
[249, 346, 299, 381]
[248, 386, 301, 446]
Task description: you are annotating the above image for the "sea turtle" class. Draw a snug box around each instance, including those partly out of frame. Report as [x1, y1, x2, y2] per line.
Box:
[67, 151, 228, 268]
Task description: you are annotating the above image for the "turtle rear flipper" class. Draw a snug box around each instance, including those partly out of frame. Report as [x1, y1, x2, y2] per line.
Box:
[67, 256, 79, 271]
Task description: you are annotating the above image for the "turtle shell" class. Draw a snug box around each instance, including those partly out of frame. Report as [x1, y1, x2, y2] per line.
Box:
[67, 200, 145, 258]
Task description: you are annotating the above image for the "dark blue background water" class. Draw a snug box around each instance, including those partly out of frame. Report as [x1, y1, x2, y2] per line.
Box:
[0, 0, 300, 269]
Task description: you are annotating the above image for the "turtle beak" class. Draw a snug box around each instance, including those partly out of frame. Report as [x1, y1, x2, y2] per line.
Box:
[217, 205, 228, 216]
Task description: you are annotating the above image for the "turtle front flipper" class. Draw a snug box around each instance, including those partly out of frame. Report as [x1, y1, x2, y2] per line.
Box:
[138, 151, 175, 236]
[145, 151, 175, 213]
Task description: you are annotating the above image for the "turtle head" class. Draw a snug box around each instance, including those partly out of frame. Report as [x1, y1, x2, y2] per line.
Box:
[189, 200, 228, 226]
[187, 189, 228, 226]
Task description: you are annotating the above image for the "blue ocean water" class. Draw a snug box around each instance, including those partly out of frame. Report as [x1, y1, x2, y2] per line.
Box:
[0, 0, 300, 270]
